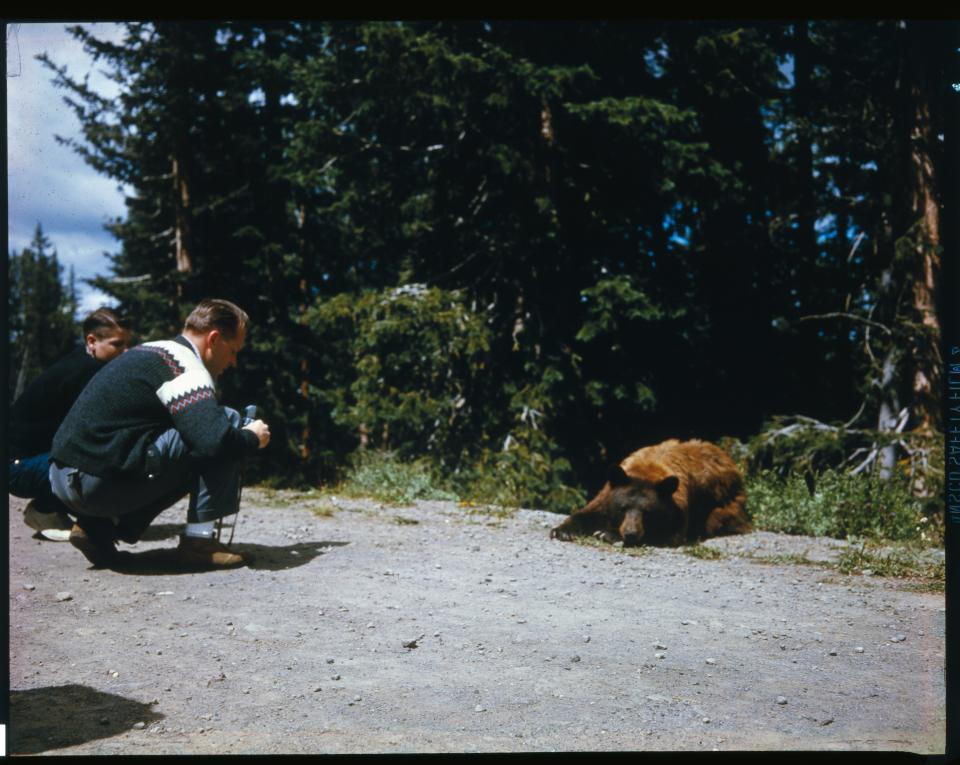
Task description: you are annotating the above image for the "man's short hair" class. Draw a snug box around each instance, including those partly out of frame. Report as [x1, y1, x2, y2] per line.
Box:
[82, 307, 128, 339]
[184, 299, 249, 339]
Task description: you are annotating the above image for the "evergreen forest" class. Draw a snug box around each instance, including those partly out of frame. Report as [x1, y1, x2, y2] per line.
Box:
[13, 20, 950, 542]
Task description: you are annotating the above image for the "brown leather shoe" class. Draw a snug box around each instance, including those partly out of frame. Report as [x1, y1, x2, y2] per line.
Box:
[24, 500, 73, 539]
[177, 534, 246, 567]
[69, 523, 119, 568]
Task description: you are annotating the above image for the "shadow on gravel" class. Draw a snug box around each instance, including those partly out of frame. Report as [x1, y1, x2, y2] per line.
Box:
[235, 541, 351, 571]
[135, 523, 184, 542]
[9, 684, 163, 754]
[102, 541, 350, 575]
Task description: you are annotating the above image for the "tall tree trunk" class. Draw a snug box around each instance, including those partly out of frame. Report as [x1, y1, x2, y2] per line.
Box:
[873, 20, 944, 476]
[14, 345, 30, 401]
[297, 200, 312, 462]
[874, 232, 901, 479]
[794, 21, 817, 273]
[172, 155, 193, 276]
[876, 347, 901, 479]
[900, 20, 943, 433]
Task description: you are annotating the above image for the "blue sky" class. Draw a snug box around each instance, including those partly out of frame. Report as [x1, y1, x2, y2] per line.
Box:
[7, 22, 127, 314]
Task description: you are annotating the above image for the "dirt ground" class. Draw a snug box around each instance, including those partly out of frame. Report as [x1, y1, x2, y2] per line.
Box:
[7, 490, 946, 754]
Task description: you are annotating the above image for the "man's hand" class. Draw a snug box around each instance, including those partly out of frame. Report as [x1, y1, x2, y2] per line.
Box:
[244, 419, 271, 449]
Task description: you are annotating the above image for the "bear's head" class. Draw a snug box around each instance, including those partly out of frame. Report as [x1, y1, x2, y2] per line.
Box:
[606, 465, 681, 546]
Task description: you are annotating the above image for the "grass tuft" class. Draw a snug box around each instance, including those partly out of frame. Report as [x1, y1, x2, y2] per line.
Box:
[836, 541, 945, 580]
[683, 544, 726, 560]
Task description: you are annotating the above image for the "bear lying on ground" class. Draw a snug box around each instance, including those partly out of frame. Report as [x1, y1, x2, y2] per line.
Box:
[550, 439, 751, 546]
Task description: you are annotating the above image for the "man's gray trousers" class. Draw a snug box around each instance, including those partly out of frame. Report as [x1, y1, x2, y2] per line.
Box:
[50, 407, 246, 540]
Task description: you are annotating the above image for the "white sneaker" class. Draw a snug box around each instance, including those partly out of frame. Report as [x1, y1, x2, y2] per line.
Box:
[39, 528, 73, 542]
[23, 501, 73, 540]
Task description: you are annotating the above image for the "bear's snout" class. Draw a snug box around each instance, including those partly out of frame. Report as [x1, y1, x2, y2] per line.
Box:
[619, 510, 643, 546]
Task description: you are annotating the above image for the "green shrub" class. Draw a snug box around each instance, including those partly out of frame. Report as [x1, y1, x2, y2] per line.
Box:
[746, 468, 941, 545]
[458, 442, 585, 512]
[337, 449, 458, 506]
[304, 284, 492, 464]
[454, 373, 587, 512]
[305, 285, 587, 512]
[740, 416, 943, 547]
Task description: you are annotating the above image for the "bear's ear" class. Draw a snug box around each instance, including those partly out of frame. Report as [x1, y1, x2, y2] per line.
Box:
[656, 475, 680, 496]
[608, 464, 630, 487]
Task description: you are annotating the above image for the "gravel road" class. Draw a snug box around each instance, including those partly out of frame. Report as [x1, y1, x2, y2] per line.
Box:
[7, 490, 946, 754]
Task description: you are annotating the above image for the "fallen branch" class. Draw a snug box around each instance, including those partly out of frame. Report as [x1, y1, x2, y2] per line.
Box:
[103, 274, 151, 284]
[850, 448, 879, 475]
[798, 312, 893, 335]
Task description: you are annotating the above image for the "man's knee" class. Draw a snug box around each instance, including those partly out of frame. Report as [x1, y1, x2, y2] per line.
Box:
[48, 463, 85, 515]
[9, 454, 53, 498]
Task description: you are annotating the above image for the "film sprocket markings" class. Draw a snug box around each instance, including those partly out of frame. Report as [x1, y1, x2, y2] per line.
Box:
[949, 346, 960, 524]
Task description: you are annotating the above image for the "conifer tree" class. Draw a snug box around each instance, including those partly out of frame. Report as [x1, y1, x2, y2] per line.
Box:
[8, 224, 79, 399]
[40, 20, 945, 499]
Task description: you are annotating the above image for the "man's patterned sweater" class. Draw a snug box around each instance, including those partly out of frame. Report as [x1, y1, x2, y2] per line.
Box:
[52, 335, 258, 479]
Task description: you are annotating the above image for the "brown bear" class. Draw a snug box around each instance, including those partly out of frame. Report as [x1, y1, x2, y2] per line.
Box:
[550, 439, 750, 546]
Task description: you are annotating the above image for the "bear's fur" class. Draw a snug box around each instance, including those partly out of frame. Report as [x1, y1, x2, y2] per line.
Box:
[550, 439, 750, 546]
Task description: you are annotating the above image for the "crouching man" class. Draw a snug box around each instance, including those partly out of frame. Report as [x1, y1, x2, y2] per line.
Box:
[49, 299, 270, 569]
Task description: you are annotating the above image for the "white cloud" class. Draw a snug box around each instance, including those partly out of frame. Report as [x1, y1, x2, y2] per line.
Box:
[7, 22, 129, 311]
